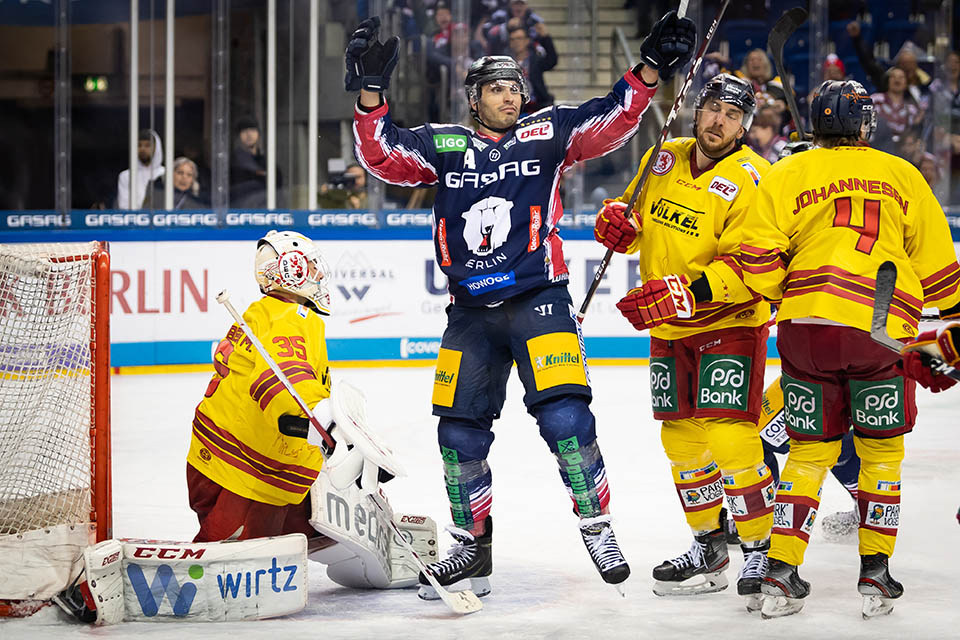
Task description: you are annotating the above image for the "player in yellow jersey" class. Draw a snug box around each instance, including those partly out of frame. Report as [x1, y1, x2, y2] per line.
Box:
[739, 80, 960, 619]
[593, 74, 775, 610]
[187, 230, 335, 546]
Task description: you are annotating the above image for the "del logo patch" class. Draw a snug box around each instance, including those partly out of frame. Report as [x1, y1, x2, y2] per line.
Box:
[708, 176, 739, 201]
[651, 149, 676, 175]
[517, 121, 554, 142]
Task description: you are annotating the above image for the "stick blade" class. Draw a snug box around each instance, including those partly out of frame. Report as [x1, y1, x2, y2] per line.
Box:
[769, 7, 808, 48]
[437, 588, 484, 615]
[870, 261, 904, 352]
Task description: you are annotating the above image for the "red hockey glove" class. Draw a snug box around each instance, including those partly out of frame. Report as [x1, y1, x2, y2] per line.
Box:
[616, 274, 694, 331]
[594, 199, 639, 253]
[897, 325, 960, 392]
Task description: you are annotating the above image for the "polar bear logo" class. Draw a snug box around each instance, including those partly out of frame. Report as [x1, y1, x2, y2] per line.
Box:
[462, 196, 513, 256]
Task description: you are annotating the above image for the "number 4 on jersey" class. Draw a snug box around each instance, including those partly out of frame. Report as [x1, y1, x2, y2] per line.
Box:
[833, 197, 880, 254]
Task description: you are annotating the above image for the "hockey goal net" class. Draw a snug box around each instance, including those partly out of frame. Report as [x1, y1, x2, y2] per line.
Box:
[0, 241, 111, 616]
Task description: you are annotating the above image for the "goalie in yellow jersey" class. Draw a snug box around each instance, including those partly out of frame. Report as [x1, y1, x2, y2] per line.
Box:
[186, 230, 436, 590]
[593, 73, 775, 611]
[739, 80, 960, 619]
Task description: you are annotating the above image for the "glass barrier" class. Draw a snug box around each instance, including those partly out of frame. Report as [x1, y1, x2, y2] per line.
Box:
[0, 0, 955, 218]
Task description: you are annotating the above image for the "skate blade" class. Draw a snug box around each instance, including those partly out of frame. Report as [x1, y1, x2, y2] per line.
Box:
[743, 593, 763, 614]
[862, 595, 896, 619]
[613, 582, 626, 597]
[653, 571, 728, 596]
[418, 576, 491, 601]
[760, 595, 805, 619]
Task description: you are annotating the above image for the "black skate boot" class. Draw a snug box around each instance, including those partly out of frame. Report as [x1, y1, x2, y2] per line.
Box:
[579, 515, 630, 594]
[652, 524, 729, 596]
[724, 516, 741, 545]
[760, 558, 810, 618]
[418, 516, 492, 600]
[858, 553, 903, 619]
[737, 540, 769, 613]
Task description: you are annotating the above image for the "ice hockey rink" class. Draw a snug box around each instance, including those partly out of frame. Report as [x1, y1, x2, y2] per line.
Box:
[4, 364, 959, 639]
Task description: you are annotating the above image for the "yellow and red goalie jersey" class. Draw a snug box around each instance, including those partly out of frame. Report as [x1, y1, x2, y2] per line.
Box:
[617, 137, 772, 340]
[740, 145, 960, 339]
[187, 295, 331, 506]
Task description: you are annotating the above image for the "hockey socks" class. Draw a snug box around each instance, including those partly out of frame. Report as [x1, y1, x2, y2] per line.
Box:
[553, 436, 610, 518]
[440, 447, 492, 533]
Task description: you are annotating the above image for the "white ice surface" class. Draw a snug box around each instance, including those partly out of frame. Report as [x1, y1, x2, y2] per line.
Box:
[3, 365, 959, 639]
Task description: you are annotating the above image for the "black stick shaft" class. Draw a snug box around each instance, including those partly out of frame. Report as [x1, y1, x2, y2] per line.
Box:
[577, 0, 731, 322]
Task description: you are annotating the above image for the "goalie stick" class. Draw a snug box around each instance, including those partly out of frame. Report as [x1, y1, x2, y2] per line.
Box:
[578, 0, 731, 321]
[768, 7, 812, 141]
[215, 291, 482, 615]
[870, 262, 960, 382]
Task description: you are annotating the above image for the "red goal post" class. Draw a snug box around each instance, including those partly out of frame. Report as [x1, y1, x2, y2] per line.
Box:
[0, 241, 111, 617]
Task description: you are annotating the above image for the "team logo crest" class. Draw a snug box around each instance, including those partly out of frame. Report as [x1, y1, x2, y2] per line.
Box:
[276, 251, 309, 287]
[462, 196, 513, 256]
[651, 150, 676, 176]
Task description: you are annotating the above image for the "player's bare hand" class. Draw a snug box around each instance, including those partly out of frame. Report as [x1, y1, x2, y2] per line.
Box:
[594, 199, 638, 253]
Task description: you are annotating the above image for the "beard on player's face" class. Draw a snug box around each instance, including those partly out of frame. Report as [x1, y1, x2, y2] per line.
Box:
[695, 115, 742, 157]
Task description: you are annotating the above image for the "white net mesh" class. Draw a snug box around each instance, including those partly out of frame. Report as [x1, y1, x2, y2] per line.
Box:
[0, 242, 101, 536]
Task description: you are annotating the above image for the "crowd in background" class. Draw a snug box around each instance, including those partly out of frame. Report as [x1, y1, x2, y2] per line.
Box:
[9, 1, 958, 212]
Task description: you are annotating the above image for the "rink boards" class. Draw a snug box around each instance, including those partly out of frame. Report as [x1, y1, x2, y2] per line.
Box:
[4, 208, 960, 369]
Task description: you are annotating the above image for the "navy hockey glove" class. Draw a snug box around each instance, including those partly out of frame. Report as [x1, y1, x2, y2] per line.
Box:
[344, 17, 400, 92]
[638, 11, 697, 82]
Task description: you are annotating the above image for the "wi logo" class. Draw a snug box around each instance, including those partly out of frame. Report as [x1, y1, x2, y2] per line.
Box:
[337, 285, 370, 301]
[127, 564, 197, 617]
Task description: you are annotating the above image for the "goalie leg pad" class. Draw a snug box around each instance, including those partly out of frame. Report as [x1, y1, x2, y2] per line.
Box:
[57, 535, 308, 624]
[309, 471, 438, 589]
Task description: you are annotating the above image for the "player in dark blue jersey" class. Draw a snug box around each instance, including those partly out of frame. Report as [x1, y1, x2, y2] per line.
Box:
[346, 12, 696, 598]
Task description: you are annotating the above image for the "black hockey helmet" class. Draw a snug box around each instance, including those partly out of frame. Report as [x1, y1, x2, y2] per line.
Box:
[694, 73, 757, 130]
[464, 56, 528, 115]
[810, 80, 876, 141]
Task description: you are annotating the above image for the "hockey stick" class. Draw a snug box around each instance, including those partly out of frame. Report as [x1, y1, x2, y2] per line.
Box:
[870, 262, 960, 382]
[578, 0, 731, 321]
[216, 290, 483, 615]
[768, 7, 812, 141]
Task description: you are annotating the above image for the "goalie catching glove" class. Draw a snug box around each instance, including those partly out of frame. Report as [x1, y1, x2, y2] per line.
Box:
[616, 274, 695, 331]
[594, 199, 640, 253]
[898, 323, 960, 392]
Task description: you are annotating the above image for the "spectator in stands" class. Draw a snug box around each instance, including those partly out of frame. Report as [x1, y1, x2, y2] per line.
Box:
[930, 51, 960, 204]
[231, 116, 267, 207]
[746, 106, 788, 164]
[153, 157, 206, 210]
[846, 21, 931, 98]
[117, 129, 164, 209]
[319, 163, 367, 209]
[482, 0, 543, 55]
[871, 67, 924, 156]
[427, 22, 484, 120]
[822, 53, 847, 82]
[430, 1, 452, 38]
[508, 22, 557, 114]
[918, 151, 942, 187]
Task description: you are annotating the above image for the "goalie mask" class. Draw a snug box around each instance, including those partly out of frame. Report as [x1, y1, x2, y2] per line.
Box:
[255, 230, 332, 315]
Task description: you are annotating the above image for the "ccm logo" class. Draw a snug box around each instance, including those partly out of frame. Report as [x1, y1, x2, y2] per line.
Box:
[102, 551, 121, 566]
[400, 515, 427, 525]
[708, 177, 739, 201]
[517, 122, 553, 141]
[132, 546, 207, 560]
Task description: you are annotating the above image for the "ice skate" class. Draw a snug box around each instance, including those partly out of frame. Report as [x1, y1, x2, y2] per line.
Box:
[760, 558, 809, 618]
[652, 526, 729, 596]
[858, 553, 903, 619]
[737, 540, 769, 613]
[724, 516, 741, 545]
[418, 516, 492, 601]
[579, 515, 630, 595]
[820, 508, 859, 544]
